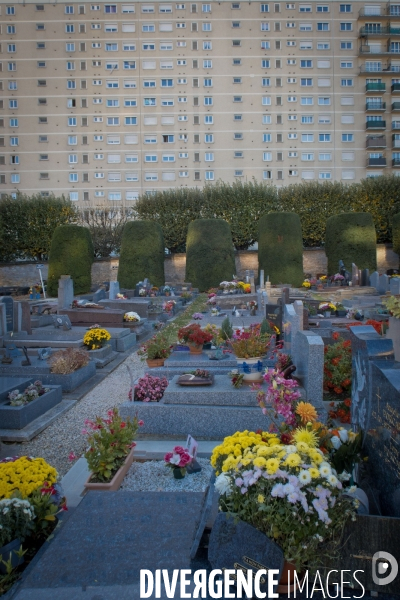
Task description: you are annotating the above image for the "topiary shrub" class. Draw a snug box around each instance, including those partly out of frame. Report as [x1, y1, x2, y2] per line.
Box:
[118, 221, 165, 288]
[325, 212, 377, 275]
[185, 219, 236, 292]
[258, 212, 303, 287]
[47, 225, 94, 297]
[392, 213, 400, 258]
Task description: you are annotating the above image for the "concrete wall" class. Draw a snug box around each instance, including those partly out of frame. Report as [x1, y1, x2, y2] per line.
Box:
[1, 245, 398, 290]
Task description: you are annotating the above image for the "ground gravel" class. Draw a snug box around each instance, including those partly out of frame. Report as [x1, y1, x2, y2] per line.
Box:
[14, 352, 146, 478]
[121, 458, 213, 492]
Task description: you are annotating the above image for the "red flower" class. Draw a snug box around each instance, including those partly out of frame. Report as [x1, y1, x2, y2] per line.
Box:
[138, 420, 144, 427]
[120, 422, 126, 428]
[344, 398, 351, 407]
[332, 332, 340, 341]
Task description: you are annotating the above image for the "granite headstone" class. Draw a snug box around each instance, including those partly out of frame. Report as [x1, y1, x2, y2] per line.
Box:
[21, 301, 32, 335]
[390, 277, 400, 296]
[208, 513, 284, 596]
[369, 271, 379, 291]
[294, 330, 324, 408]
[0, 304, 6, 336]
[259, 269, 265, 289]
[109, 281, 120, 300]
[352, 263, 359, 286]
[0, 297, 14, 333]
[58, 275, 74, 310]
[283, 303, 301, 358]
[361, 268, 370, 287]
[378, 273, 390, 295]
[265, 304, 282, 334]
[13, 301, 22, 333]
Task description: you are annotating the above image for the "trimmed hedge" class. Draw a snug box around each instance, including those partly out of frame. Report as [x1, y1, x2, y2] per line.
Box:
[258, 212, 303, 287]
[118, 221, 165, 288]
[392, 213, 400, 257]
[325, 212, 377, 275]
[185, 219, 236, 292]
[47, 225, 94, 297]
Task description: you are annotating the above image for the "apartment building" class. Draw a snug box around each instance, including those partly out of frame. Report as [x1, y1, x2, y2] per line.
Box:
[0, 0, 399, 206]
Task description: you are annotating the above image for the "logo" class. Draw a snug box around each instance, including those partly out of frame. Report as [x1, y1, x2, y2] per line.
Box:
[372, 552, 398, 586]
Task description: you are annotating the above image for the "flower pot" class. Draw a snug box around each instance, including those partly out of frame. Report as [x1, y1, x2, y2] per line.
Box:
[324, 311, 332, 318]
[84, 446, 135, 492]
[203, 342, 212, 350]
[188, 343, 203, 354]
[173, 467, 186, 479]
[0, 538, 24, 574]
[165, 292, 170, 297]
[236, 357, 263, 381]
[250, 308, 257, 316]
[146, 358, 165, 368]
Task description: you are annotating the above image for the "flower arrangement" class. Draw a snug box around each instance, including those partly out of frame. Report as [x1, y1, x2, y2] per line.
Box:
[210, 430, 281, 475]
[324, 333, 352, 396]
[116, 293, 127, 299]
[238, 281, 251, 294]
[207, 295, 217, 305]
[162, 300, 176, 312]
[229, 328, 271, 359]
[0, 498, 35, 547]
[324, 428, 363, 478]
[184, 369, 210, 379]
[319, 275, 328, 282]
[0, 457, 58, 500]
[203, 323, 221, 346]
[177, 323, 213, 347]
[382, 295, 400, 318]
[83, 327, 111, 350]
[139, 288, 147, 296]
[181, 291, 192, 300]
[228, 370, 245, 388]
[163, 285, 172, 292]
[49, 347, 90, 374]
[164, 445, 192, 477]
[302, 280, 311, 288]
[329, 398, 351, 424]
[8, 381, 50, 407]
[82, 407, 139, 482]
[124, 311, 141, 323]
[137, 334, 173, 361]
[132, 374, 168, 402]
[331, 273, 345, 282]
[213, 434, 357, 572]
[256, 369, 302, 426]
[319, 302, 336, 313]
[248, 301, 258, 309]
[192, 312, 203, 320]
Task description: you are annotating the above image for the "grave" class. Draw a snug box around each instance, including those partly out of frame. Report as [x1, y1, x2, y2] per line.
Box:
[58, 307, 125, 329]
[379, 273, 390, 295]
[92, 287, 106, 303]
[2, 328, 85, 349]
[109, 280, 120, 300]
[0, 303, 6, 337]
[149, 351, 240, 380]
[57, 275, 74, 309]
[390, 277, 400, 295]
[16, 491, 210, 592]
[0, 296, 14, 333]
[265, 304, 282, 333]
[0, 377, 34, 399]
[0, 384, 62, 430]
[163, 374, 265, 406]
[283, 303, 302, 359]
[99, 298, 151, 318]
[370, 271, 379, 291]
[361, 268, 370, 287]
[21, 301, 32, 335]
[294, 330, 325, 408]
[352, 263, 360, 286]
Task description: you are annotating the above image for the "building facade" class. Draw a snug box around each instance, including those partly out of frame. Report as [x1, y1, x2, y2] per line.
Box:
[0, 0, 399, 206]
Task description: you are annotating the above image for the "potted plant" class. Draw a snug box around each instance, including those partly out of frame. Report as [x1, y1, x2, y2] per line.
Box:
[323, 332, 352, 398]
[335, 303, 347, 317]
[83, 327, 111, 350]
[83, 407, 140, 491]
[211, 429, 357, 579]
[248, 300, 258, 316]
[132, 373, 168, 401]
[177, 323, 213, 354]
[180, 291, 192, 304]
[163, 285, 172, 297]
[318, 302, 336, 318]
[124, 311, 141, 323]
[137, 334, 173, 367]
[229, 328, 271, 381]
[164, 445, 192, 479]
[0, 498, 35, 573]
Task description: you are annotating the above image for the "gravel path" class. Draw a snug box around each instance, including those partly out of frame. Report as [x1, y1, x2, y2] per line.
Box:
[121, 458, 213, 493]
[16, 352, 146, 478]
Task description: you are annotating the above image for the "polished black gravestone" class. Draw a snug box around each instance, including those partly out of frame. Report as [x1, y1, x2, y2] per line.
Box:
[334, 514, 400, 595]
[349, 326, 394, 433]
[265, 304, 282, 334]
[19, 491, 208, 589]
[364, 361, 400, 517]
[208, 513, 284, 596]
[0, 296, 14, 333]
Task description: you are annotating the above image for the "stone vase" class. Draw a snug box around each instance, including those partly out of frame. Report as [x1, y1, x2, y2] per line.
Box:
[386, 316, 400, 361]
[84, 446, 135, 492]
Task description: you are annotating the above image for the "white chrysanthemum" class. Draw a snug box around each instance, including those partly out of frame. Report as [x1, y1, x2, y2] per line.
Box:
[328, 474, 338, 486]
[320, 465, 332, 477]
[298, 470, 312, 485]
[215, 473, 233, 496]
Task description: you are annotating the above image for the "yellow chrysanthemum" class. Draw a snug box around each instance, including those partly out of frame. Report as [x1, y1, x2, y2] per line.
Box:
[309, 468, 320, 479]
[257, 494, 265, 503]
[268, 437, 281, 446]
[293, 427, 319, 448]
[284, 453, 302, 468]
[265, 458, 280, 474]
[309, 451, 323, 465]
[253, 457, 267, 468]
[296, 441, 310, 453]
[296, 401, 318, 424]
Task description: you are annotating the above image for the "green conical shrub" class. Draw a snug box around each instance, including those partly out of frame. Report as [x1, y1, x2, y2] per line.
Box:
[185, 219, 236, 292]
[392, 213, 400, 259]
[325, 212, 377, 275]
[47, 225, 94, 296]
[118, 221, 165, 288]
[258, 212, 303, 287]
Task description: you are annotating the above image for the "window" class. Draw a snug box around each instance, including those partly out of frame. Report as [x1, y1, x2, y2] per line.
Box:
[316, 4, 328, 11]
[286, 22, 296, 27]
[7, 25, 16, 34]
[288, 133, 298, 140]
[145, 154, 157, 162]
[69, 173, 78, 183]
[319, 171, 331, 179]
[203, 59, 212, 68]
[233, 59, 242, 66]
[261, 60, 270, 69]
[161, 98, 174, 106]
[261, 22, 270, 31]
[342, 133, 354, 142]
[340, 22, 352, 31]
[341, 41, 353, 50]
[93, 79, 102, 86]
[105, 4, 117, 12]
[123, 43, 136, 51]
[260, 4, 269, 11]
[301, 133, 314, 142]
[205, 134, 213, 143]
[301, 78, 313, 87]
[319, 153, 331, 161]
[106, 80, 119, 88]
[161, 78, 173, 87]
[143, 80, 156, 88]
[319, 133, 331, 142]
[202, 3, 211, 11]
[319, 115, 331, 124]
[317, 22, 329, 30]
[263, 134, 272, 143]
[340, 3, 351, 11]
[123, 61, 136, 70]
[317, 42, 330, 50]
[203, 41, 212, 50]
[67, 80, 76, 89]
[318, 97, 331, 105]
[341, 61, 353, 69]
[288, 96, 297, 102]
[162, 154, 175, 162]
[124, 80, 136, 89]
[7, 45, 16, 53]
[261, 42, 270, 50]
[105, 23, 118, 32]
[205, 170, 214, 180]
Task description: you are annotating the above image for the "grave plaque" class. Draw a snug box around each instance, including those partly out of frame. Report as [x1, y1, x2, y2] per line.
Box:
[281, 287, 290, 305]
[0, 297, 14, 333]
[265, 304, 282, 334]
[109, 281, 120, 300]
[370, 271, 379, 291]
[361, 268, 370, 287]
[58, 275, 74, 310]
[52, 315, 72, 330]
[208, 513, 284, 596]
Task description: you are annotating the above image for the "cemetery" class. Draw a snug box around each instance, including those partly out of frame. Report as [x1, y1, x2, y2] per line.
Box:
[0, 215, 400, 600]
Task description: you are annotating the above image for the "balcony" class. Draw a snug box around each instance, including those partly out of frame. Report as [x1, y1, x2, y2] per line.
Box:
[366, 120, 386, 129]
[366, 136, 387, 148]
[360, 26, 400, 36]
[392, 158, 400, 166]
[361, 63, 400, 73]
[367, 157, 387, 166]
[366, 82, 386, 92]
[393, 102, 400, 110]
[393, 83, 400, 92]
[359, 8, 384, 18]
[366, 101, 386, 110]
